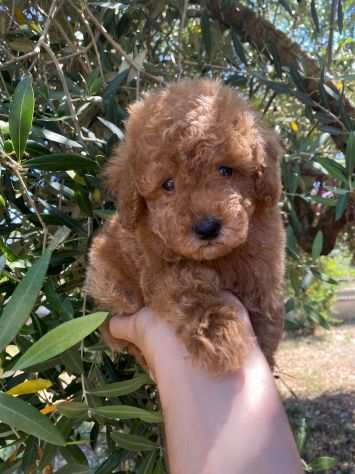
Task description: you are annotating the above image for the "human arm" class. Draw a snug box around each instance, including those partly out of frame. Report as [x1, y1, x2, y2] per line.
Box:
[109, 293, 303, 474]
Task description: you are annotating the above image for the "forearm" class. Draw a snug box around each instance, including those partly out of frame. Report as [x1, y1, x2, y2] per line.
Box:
[155, 343, 303, 474]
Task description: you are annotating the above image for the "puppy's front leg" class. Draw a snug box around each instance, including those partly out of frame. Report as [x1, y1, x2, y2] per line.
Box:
[143, 263, 252, 375]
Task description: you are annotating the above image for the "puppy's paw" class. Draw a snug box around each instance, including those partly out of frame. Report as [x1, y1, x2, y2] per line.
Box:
[183, 305, 252, 375]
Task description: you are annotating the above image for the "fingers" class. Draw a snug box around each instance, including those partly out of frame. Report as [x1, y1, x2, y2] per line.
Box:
[108, 307, 156, 349]
[220, 291, 254, 335]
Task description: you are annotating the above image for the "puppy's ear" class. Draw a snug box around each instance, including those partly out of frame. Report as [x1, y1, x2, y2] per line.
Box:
[104, 143, 145, 230]
[255, 130, 283, 208]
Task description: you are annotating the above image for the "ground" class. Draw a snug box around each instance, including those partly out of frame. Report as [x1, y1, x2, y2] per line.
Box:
[276, 320, 354, 473]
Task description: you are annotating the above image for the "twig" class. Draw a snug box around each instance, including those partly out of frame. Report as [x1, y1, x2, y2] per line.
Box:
[263, 91, 277, 115]
[0, 72, 10, 97]
[7, 1, 16, 33]
[0, 0, 60, 71]
[84, 4, 165, 85]
[68, 0, 105, 85]
[2, 153, 48, 252]
[177, 0, 189, 79]
[40, 42, 83, 141]
[326, 0, 338, 70]
[54, 16, 90, 74]
[43, 43, 95, 65]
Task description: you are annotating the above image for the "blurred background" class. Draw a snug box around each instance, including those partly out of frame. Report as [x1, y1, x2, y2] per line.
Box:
[0, 1, 354, 472]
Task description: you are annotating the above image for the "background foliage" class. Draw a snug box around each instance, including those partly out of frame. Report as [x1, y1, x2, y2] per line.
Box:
[0, 0, 354, 472]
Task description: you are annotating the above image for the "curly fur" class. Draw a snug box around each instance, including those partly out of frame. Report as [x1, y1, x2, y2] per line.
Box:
[86, 79, 285, 375]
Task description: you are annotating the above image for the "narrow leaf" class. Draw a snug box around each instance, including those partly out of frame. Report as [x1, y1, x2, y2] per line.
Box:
[137, 451, 158, 474]
[153, 459, 165, 474]
[24, 154, 98, 172]
[9, 75, 34, 159]
[278, 0, 293, 15]
[87, 374, 153, 397]
[201, 12, 212, 60]
[57, 402, 88, 419]
[310, 0, 320, 33]
[345, 131, 355, 176]
[94, 451, 127, 474]
[0, 392, 65, 446]
[312, 230, 323, 259]
[55, 465, 92, 474]
[93, 405, 162, 424]
[37, 128, 82, 148]
[111, 432, 158, 451]
[6, 379, 52, 396]
[0, 250, 52, 353]
[309, 456, 337, 471]
[296, 418, 307, 455]
[231, 31, 247, 65]
[13, 312, 108, 370]
[337, 0, 343, 33]
[315, 157, 348, 185]
[97, 117, 124, 140]
[335, 192, 348, 221]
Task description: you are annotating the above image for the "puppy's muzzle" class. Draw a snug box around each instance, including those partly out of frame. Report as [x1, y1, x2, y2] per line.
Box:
[193, 217, 221, 240]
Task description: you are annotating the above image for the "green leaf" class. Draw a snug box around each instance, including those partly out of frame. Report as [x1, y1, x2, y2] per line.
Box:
[33, 127, 82, 149]
[310, 0, 320, 33]
[231, 31, 248, 65]
[312, 230, 323, 259]
[201, 12, 212, 60]
[102, 70, 129, 104]
[337, 0, 343, 33]
[335, 192, 348, 220]
[278, 0, 293, 15]
[55, 465, 92, 474]
[309, 456, 337, 471]
[97, 117, 124, 140]
[286, 226, 298, 258]
[13, 312, 108, 370]
[87, 374, 153, 397]
[24, 154, 98, 172]
[153, 459, 165, 474]
[296, 418, 307, 455]
[315, 157, 348, 185]
[9, 75, 34, 159]
[137, 451, 158, 474]
[345, 131, 355, 177]
[94, 451, 127, 474]
[0, 392, 65, 446]
[332, 73, 355, 81]
[59, 445, 89, 466]
[0, 249, 52, 353]
[21, 437, 37, 474]
[93, 405, 162, 424]
[57, 402, 88, 419]
[111, 432, 158, 451]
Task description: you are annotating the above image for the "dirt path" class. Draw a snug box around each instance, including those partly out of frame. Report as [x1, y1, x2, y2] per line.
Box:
[276, 323, 354, 473]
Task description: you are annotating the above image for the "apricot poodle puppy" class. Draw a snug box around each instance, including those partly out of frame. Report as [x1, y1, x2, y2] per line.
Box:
[86, 79, 285, 375]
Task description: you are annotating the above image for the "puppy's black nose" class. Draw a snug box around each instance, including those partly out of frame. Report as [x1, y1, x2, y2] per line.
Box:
[193, 217, 221, 240]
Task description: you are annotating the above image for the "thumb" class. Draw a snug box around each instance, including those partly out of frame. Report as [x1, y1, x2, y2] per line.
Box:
[109, 314, 138, 344]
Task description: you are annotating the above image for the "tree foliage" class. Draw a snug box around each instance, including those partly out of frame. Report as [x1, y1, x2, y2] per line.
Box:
[0, 0, 354, 471]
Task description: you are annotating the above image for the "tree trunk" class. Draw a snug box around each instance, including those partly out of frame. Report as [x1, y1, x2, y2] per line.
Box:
[211, 1, 354, 255]
[211, 1, 355, 152]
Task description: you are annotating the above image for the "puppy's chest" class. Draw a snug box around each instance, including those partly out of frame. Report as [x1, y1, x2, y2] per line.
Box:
[207, 256, 257, 295]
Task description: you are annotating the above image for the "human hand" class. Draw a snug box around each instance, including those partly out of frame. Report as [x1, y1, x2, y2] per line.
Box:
[109, 293, 303, 474]
[108, 291, 255, 380]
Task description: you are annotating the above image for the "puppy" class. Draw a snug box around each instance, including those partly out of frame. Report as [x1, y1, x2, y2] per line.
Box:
[86, 79, 285, 375]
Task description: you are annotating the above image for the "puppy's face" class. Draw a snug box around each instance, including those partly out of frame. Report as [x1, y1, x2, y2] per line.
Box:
[138, 144, 257, 260]
[107, 80, 282, 261]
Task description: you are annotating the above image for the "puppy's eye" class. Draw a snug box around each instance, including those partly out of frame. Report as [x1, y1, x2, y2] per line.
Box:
[218, 166, 233, 177]
[162, 178, 175, 192]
